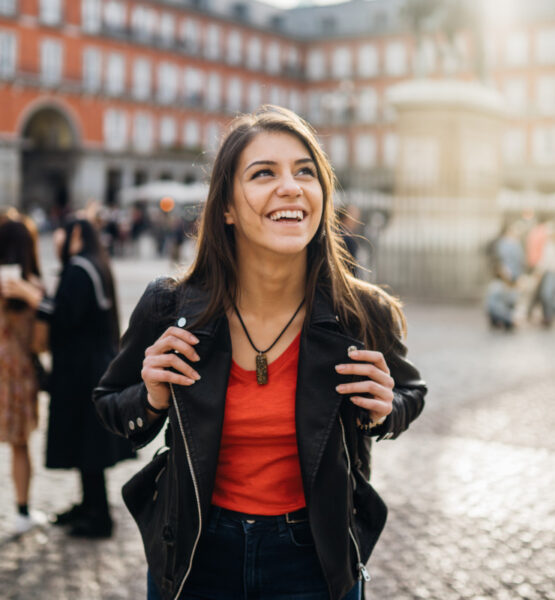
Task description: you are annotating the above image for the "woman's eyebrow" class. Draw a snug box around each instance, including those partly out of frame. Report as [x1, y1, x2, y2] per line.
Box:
[243, 157, 314, 174]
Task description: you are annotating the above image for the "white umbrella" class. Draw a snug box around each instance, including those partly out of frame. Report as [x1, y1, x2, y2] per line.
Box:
[119, 181, 208, 206]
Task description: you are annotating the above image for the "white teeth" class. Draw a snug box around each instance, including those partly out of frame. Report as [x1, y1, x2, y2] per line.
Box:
[269, 210, 304, 221]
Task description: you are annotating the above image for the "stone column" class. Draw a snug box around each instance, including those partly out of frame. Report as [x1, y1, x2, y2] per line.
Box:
[0, 142, 21, 209]
[378, 79, 505, 300]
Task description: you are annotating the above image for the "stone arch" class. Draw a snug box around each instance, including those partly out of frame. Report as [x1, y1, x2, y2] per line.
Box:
[19, 103, 81, 215]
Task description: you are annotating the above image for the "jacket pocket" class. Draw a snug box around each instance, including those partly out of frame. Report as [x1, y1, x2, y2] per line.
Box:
[122, 449, 177, 595]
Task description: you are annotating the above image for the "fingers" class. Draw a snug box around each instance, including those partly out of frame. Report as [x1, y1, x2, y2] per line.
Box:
[142, 367, 198, 388]
[343, 349, 390, 374]
[147, 327, 200, 363]
[143, 353, 201, 382]
[335, 362, 394, 389]
[335, 379, 393, 403]
[350, 396, 392, 420]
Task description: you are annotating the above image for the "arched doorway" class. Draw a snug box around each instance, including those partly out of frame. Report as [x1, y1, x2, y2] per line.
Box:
[20, 107, 80, 219]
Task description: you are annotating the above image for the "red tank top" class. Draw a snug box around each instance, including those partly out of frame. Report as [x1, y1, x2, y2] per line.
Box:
[211, 332, 306, 515]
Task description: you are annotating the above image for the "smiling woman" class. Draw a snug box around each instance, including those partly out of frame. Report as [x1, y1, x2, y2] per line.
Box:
[93, 105, 427, 600]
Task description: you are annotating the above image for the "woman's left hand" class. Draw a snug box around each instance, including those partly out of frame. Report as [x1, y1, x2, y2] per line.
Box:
[335, 349, 395, 423]
[2, 277, 44, 309]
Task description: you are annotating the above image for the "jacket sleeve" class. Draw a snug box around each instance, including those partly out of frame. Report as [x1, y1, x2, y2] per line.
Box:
[367, 335, 427, 441]
[93, 279, 172, 449]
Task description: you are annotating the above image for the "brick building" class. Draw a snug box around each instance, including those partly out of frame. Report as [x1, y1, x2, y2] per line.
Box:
[0, 0, 554, 214]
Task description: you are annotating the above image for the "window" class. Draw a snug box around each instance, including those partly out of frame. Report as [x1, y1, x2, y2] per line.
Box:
[180, 19, 199, 53]
[227, 77, 242, 113]
[247, 37, 261, 70]
[227, 30, 242, 65]
[40, 0, 62, 26]
[536, 28, 555, 65]
[503, 78, 527, 114]
[288, 90, 302, 115]
[157, 62, 178, 104]
[385, 42, 406, 76]
[505, 31, 528, 67]
[308, 91, 322, 124]
[307, 49, 325, 81]
[206, 72, 221, 111]
[204, 121, 221, 153]
[40, 38, 63, 85]
[266, 42, 281, 74]
[0, 0, 16, 16]
[184, 67, 204, 105]
[82, 0, 101, 33]
[131, 6, 158, 41]
[205, 24, 221, 60]
[160, 116, 176, 147]
[383, 133, 398, 167]
[357, 87, 378, 123]
[104, 1, 126, 31]
[183, 120, 200, 148]
[286, 46, 299, 73]
[0, 30, 16, 79]
[133, 112, 154, 153]
[533, 127, 555, 165]
[105, 52, 125, 96]
[502, 129, 525, 165]
[537, 76, 555, 116]
[159, 13, 175, 46]
[103, 109, 127, 151]
[357, 44, 378, 78]
[355, 134, 377, 168]
[329, 135, 348, 169]
[82, 47, 102, 92]
[416, 39, 436, 74]
[248, 81, 262, 111]
[332, 47, 352, 79]
[132, 58, 151, 100]
[269, 85, 283, 106]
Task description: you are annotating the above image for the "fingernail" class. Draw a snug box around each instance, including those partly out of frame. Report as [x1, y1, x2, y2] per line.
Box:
[347, 346, 358, 356]
[194, 372, 201, 381]
[193, 353, 201, 361]
[335, 364, 346, 372]
[191, 336, 200, 344]
[336, 384, 345, 392]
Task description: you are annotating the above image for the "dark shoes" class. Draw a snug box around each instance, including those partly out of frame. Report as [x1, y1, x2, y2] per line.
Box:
[68, 512, 113, 539]
[51, 505, 113, 538]
[51, 504, 86, 526]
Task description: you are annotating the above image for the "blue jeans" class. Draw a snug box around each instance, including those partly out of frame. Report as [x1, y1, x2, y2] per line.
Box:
[147, 506, 362, 599]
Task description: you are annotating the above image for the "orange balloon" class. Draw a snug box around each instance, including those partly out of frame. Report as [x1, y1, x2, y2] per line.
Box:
[160, 196, 175, 212]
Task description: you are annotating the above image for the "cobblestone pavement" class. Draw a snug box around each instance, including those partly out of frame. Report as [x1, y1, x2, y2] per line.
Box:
[1, 241, 554, 599]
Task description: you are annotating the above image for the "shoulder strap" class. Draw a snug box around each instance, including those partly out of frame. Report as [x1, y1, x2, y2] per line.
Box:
[69, 256, 112, 310]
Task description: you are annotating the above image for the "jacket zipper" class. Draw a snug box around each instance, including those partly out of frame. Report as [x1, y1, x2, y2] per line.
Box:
[169, 383, 203, 600]
[338, 416, 371, 583]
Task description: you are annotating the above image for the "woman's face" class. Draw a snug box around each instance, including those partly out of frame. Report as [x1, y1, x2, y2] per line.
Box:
[226, 131, 324, 259]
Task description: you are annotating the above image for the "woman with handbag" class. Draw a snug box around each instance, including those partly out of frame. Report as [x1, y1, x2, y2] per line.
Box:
[94, 106, 427, 599]
[0, 213, 47, 534]
[5, 218, 135, 538]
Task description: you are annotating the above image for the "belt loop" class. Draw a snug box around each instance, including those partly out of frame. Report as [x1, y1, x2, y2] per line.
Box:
[277, 514, 287, 535]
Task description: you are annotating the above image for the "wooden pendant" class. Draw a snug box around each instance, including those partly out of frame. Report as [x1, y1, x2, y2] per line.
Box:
[255, 353, 268, 385]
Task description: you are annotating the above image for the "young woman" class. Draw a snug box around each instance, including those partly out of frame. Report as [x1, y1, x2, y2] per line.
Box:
[0, 214, 45, 534]
[6, 219, 135, 537]
[94, 106, 427, 599]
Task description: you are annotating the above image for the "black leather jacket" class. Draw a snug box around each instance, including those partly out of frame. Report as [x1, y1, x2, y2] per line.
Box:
[93, 279, 427, 600]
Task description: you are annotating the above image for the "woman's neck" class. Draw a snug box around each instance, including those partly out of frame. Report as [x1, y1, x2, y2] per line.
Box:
[235, 253, 307, 319]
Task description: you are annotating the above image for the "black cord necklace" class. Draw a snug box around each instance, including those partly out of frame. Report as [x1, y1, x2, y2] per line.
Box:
[233, 298, 305, 385]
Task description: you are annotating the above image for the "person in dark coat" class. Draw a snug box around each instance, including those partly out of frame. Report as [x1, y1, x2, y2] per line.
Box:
[6, 218, 135, 537]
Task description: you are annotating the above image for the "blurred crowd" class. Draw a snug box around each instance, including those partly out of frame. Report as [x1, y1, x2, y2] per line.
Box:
[486, 215, 555, 331]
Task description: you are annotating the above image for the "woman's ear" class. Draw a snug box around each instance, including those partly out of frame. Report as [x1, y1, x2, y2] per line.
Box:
[224, 208, 235, 225]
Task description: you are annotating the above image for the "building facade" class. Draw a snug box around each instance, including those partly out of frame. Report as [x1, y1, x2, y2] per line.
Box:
[0, 0, 554, 214]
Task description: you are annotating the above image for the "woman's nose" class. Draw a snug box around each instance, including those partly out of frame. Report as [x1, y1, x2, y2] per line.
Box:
[277, 173, 302, 197]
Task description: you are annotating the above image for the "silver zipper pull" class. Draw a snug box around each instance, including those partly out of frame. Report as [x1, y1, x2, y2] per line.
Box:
[358, 563, 371, 582]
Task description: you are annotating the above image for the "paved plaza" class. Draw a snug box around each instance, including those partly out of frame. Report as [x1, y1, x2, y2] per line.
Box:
[1, 238, 554, 599]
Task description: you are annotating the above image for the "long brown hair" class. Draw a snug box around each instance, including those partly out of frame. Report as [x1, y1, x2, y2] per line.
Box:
[181, 105, 405, 350]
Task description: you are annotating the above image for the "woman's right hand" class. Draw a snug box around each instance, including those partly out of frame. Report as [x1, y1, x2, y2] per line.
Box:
[141, 326, 201, 412]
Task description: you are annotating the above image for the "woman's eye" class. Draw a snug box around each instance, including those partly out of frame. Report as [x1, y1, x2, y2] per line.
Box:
[251, 169, 273, 179]
[297, 167, 316, 177]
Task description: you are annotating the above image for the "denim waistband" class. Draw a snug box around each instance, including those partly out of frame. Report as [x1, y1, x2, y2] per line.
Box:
[211, 505, 308, 524]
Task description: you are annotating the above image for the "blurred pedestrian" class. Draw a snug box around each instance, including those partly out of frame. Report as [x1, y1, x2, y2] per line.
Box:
[485, 265, 519, 331]
[0, 214, 47, 534]
[6, 218, 135, 538]
[526, 216, 549, 321]
[537, 223, 555, 327]
[94, 106, 426, 599]
[492, 222, 525, 283]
